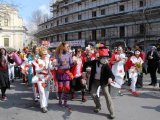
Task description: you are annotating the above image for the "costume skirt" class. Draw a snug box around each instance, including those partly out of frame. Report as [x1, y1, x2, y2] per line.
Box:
[0, 71, 10, 89]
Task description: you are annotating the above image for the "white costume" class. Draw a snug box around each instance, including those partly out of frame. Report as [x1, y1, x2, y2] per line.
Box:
[111, 53, 126, 87]
[32, 57, 54, 108]
[128, 56, 143, 92]
[8, 62, 15, 81]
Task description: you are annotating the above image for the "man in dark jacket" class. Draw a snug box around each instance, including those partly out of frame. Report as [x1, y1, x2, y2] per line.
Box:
[82, 44, 115, 119]
[147, 46, 160, 86]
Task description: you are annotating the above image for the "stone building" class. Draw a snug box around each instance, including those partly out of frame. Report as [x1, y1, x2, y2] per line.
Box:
[0, 4, 27, 50]
[35, 0, 160, 49]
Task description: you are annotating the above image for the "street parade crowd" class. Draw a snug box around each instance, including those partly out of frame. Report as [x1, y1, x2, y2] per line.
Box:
[0, 42, 160, 119]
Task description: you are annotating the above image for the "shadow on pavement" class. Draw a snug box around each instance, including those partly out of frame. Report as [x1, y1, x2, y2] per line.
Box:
[141, 105, 160, 112]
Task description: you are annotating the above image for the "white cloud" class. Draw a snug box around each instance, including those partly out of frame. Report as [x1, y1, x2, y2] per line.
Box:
[39, 4, 50, 15]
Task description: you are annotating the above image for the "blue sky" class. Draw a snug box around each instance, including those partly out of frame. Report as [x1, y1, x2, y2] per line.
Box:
[4, 0, 51, 21]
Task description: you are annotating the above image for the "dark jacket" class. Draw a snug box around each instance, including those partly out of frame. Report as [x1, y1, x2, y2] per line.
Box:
[82, 60, 115, 91]
[147, 51, 160, 72]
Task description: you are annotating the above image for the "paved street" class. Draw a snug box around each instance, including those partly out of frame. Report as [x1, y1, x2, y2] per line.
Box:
[0, 74, 160, 120]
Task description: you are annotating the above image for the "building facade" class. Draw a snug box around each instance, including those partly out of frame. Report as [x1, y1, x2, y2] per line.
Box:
[0, 4, 27, 50]
[35, 0, 160, 48]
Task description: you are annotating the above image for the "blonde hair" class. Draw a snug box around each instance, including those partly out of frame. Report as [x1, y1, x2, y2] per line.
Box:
[54, 42, 68, 58]
[39, 47, 47, 57]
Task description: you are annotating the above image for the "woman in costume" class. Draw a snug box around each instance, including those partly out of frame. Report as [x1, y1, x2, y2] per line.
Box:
[70, 48, 87, 102]
[110, 46, 126, 95]
[125, 50, 143, 96]
[54, 42, 74, 110]
[32, 47, 54, 113]
[0, 46, 10, 101]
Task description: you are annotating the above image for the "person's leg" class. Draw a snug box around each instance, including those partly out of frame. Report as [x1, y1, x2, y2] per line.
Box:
[63, 81, 71, 108]
[81, 89, 87, 102]
[149, 72, 154, 85]
[102, 85, 115, 118]
[1, 87, 7, 100]
[90, 80, 101, 112]
[152, 70, 157, 86]
[37, 81, 48, 112]
[11, 67, 15, 82]
[130, 75, 138, 92]
[58, 82, 63, 105]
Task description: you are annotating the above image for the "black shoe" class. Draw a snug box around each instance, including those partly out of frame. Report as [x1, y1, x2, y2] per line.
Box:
[148, 83, 153, 85]
[109, 114, 115, 119]
[94, 107, 101, 113]
[153, 83, 157, 87]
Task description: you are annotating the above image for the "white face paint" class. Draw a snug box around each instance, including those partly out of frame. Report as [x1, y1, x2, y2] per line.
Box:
[100, 57, 108, 64]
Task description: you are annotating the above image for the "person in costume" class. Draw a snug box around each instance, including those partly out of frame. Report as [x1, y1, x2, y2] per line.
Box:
[32, 47, 54, 113]
[31, 46, 40, 102]
[82, 43, 115, 119]
[125, 50, 143, 96]
[70, 48, 87, 102]
[8, 51, 16, 83]
[0, 46, 10, 101]
[54, 42, 74, 110]
[110, 46, 126, 95]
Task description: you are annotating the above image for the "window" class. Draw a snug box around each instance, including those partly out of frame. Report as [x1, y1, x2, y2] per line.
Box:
[92, 11, 97, 17]
[78, 32, 82, 39]
[4, 19, 8, 26]
[78, 14, 82, 20]
[4, 38, 9, 47]
[140, 24, 146, 34]
[57, 20, 59, 26]
[101, 9, 105, 15]
[78, 2, 81, 6]
[119, 5, 125, 12]
[92, 0, 96, 2]
[46, 25, 48, 28]
[92, 30, 97, 40]
[65, 17, 68, 23]
[65, 34, 68, 41]
[140, 0, 146, 7]
[120, 26, 125, 37]
[65, 1, 68, 4]
[57, 34, 59, 41]
[101, 29, 106, 37]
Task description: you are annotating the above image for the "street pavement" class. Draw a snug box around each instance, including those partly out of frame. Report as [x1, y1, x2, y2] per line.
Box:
[0, 74, 160, 120]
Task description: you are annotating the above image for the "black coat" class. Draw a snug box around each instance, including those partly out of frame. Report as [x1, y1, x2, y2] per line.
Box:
[82, 60, 115, 91]
[147, 51, 160, 72]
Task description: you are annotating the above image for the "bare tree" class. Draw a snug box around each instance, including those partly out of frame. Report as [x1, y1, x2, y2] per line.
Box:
[31, 9, 49, 25]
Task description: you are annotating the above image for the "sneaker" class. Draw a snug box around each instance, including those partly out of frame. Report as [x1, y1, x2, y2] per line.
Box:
[132, 91, 140, 97]
[37, 95, 40, 99]
[118, 92, 123, 96]
[1, 96, 8, 101]
[42, 107, 48, 113]
[34, 98, 38, 102]
[93, 107, 101, 113]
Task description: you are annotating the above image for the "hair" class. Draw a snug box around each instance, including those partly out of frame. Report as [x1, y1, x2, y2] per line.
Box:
[0, 48, 7, 61]
[39, 47, 47, 57]
[54, 42, 68, 58]
[75, 48, 82, 56]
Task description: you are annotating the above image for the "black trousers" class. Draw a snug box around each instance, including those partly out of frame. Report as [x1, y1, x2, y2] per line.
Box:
[150, 69, 157, 85]
[1, 87, 6, 97]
